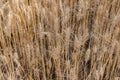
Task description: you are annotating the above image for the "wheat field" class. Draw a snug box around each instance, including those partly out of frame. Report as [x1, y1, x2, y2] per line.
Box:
[0, 0, 120, 80]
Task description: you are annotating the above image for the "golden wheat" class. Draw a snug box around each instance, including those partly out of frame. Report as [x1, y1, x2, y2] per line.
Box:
[0, 0, 120, 80]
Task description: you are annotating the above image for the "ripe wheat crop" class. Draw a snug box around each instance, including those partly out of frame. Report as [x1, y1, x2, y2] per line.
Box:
[0, 0, 120, 80]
